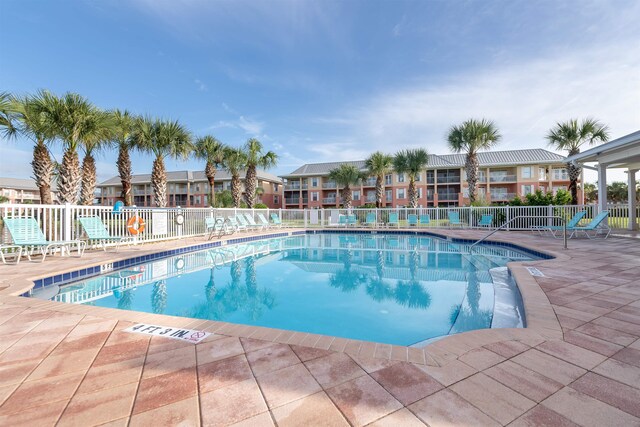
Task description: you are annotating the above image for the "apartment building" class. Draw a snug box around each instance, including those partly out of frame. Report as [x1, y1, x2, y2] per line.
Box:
[281, 149, 579, 208]
[97, 170, 283, 208]
[0, 177, 57, 204]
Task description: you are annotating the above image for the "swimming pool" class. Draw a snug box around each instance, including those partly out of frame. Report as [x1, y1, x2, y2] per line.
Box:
[50, 232, 542, 346]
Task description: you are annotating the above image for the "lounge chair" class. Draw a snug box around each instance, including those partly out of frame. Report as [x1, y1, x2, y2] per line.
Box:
[2, 217, 86, 262]
[419, 214, 430, 227]
[78, 216, 132, 251]
[257, 213, 271, 229]
[365, 212, 377, 228]
[533, 211, 586, 237]
[270, 213, 283, 228]
[0, 244, 23, 264]
[244, 213, 264, 231]
[408, 214, 418, 227]
[205, 217, 233, 239]
[448, 211, 464, 227]
[478, 214, 493, 228]
[569, 211, 611, 239]
[337, 214, 348, 227]
[227, 216, 247, 233]
[387, 212, 399, 228]
[346, 214, 358, 227]
[236, 214, 252, 230]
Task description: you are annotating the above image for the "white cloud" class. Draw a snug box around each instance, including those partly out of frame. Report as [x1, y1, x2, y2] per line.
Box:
[194, 79, 208, 92]
[209, 115, 265, 137]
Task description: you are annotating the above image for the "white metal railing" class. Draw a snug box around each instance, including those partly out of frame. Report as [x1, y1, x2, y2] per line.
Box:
[1, 203, 637, 250]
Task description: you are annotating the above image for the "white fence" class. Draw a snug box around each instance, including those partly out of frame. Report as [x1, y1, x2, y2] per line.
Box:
[0, 203, 637, 248]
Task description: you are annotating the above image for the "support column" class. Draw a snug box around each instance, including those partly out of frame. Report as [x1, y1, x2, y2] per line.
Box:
[628, 169, 638, 231]
[597, 163, 608, 214]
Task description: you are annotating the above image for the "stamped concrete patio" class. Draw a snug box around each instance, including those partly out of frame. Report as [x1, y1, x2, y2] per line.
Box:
[0, 229, 639, 426]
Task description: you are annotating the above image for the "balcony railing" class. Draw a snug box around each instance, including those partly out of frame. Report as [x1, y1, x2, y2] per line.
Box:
[363, 178, 377, 187]
[436, 176, 461, 184]
[285, 197, 308, 205]
[285, 183, 308, 190]
[322, 197, 339, 204]
[365, 196, 377, 203]
[490, 192, 517, 200]
[322, 182, 337, 189]
[489, 174, 517, 183]
[437, 192, 459, 201]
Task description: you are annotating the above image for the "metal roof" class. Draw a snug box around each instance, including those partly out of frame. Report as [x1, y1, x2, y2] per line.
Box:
[99, 169, 283, 186]
[282, 148, 567, 178]
[0, 177, 39, 190]
[566, 130, 640, 170]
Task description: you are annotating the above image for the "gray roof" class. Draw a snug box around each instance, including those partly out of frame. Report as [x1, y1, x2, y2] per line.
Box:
[0, 177, 39, 190]
[99, 169, 283, 186]
[282, 149, 567, 177]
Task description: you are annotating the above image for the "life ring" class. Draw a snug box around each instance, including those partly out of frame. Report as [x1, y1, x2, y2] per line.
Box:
[175, 257, 185, 270]
[127, 216, 146, 235]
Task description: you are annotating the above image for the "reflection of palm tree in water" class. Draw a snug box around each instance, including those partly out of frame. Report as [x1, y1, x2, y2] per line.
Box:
[366, 251, 393, 302]
[449, 266, 492, 330]
[205, 268, 217, 302]
[151, 280, 167, 314]
[394, 280, 431, 309]
[409, 249, 420, 281]
[117, 289, 134, 310]
[330, 249, 366, 292]
[245, 256, 257, 296]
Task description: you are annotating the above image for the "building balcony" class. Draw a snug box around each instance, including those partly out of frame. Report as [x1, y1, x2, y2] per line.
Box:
[437, 192, 459, 201]
[363, 178, 377, 187]
[489, 174, 517, 183]
[322, 182, 337, 189]
[285, 197, 308, 205]
[436, 176, 461, 184]
[285, 183, 308, 190]
[490, 192, 517, 200]
[322, 197, 339, 204]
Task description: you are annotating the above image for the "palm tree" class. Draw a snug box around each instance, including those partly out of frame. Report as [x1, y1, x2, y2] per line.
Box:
[222, 147, 247, 208]
[447, 119, 501, 204]
[194, 135, 226, 207]
[80, 111, 114, 205]
[546, 118, 609, 204]
[0, 92, 18, 137]
[365, 151, 393, 208]
[243, 138, 278, 208]
[112, 110, 135, 206]
[12, 91, 58, 204]
[47, 93, 113, 204]
[327, 164, 366, 209]
[131, 117, 192, 207]
[393, 148, 429, 208]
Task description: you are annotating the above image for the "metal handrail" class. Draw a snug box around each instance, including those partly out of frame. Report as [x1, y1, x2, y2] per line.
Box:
[469, 215, 568, 250]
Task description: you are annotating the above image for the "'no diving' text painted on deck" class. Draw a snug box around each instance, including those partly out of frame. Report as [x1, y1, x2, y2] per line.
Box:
[124, 323, 211, 343]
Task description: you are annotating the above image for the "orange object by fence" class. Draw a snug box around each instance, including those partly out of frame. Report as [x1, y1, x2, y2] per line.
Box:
[127, 216, 145, 235]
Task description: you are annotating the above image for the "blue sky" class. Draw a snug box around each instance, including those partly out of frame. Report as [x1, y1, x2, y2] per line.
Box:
[1, 0, 639, 183]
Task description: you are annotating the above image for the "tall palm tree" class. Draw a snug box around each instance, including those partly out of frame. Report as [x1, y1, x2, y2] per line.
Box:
[112, 110, 135, 206]
[365, 151, 393, 208]
[0, 92, 18, 137]
[194, 135, 226, 207]
[12, 91, 58, 204]
[546, 118, 609, 204]
[447, 119, 501, 204]
[243, 138, 278, 208]
[327, 164, 366, 209]
[131, 117, 192, 207]
[393, 148, 429, 208]
[222, 147, 247, 208]
[80, 111, 114, 205]
[48, 93, 113, 204]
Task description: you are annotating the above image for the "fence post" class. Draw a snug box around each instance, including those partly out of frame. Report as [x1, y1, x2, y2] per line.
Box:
[63, 203, 73, 241]
[304, 209, 308, 229]
[548, 204, 553, 228]
[506, 206, 511, 231]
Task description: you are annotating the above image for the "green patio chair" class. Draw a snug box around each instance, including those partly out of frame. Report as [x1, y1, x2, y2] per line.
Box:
[338, 214, 348, 227]
[365, 212, 377, 228]
[419, 214, 430, 227]
[78, 216, 132, 251]
[478, 214, 493, 228]
[448, 211, 464, 227]
[346, 214, 358, 227]
[2, 217, 86, 262]
[387, 212, 399, 228]
[408, 214, 418, 227]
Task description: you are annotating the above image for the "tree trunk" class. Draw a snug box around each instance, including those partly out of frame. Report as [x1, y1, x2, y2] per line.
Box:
[466, 153, 479, 204]
[408, 177, 417, 208]
[231, 173, 242, 208]
[117, 144, 133, 206]
[31, 140, 53, 204]
[205, 161, 216, 207]
[152, 157, 167, 207]
[244, 166, 257, 208]
[57, 148, 81, 204]
[80, 153, 97, 205]
[342, 185, 352, 209]
[376, 175, 383, 208]
[567, 162, 581, 205]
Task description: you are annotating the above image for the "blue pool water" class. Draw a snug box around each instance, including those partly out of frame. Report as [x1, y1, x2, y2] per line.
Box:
[52, 233, 540, 345]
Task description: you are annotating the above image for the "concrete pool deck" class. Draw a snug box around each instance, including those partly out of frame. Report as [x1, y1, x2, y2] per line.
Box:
[0, 229, 639, 426]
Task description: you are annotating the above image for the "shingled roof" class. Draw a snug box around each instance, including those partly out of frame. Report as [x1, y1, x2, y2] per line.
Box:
[281, 149, 566, 177]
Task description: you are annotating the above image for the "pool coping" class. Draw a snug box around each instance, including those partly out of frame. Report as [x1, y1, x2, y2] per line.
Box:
[0, 227, 566, 368]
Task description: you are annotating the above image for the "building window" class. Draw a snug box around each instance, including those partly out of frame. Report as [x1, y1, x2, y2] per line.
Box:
[397, 173, 405, 183]
[273, 184, 279, 192]
[274, 195, 279, 204]
[311, 178, 318, 187]
[195, 196, 201, 205]
[539, 167, 547, 180]
[417, 188, 423, 198]
[521, 167, 532, 179]
[353, 191, 360, 201]
[384, 174, 392, 185]
[553, 168, 568, 180]
[385, 189, 392, 202]
[396, 188, 406, 199]
[521, 185, 534, 196]
[311, 192, 319, 202]
[415, 173, 422, 182]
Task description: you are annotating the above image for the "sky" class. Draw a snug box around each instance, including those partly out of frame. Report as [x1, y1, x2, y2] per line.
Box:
[1, 0, 639, 184]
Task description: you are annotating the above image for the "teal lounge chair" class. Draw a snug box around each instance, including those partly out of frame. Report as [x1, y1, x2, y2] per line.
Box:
[257, 213, 271, 229]
[347, 214, 358, 227]
[205, 217, 233, 239]
[533, 211, 586, 238]
[478, 214, 493, 228]
[408, 214, 418, 227]
[448, 211, 464, 227]
[2, 217, 86, 262]
[569, 211, 611, 239]
[244, 213, 264, 231]
[270, 213, 283, 228]
[78, 216, 132, 251]
[387, 212, 399, 228]
[338, 214, 348, 227]
[227, 216, 247, 232]
[365, 212, 377, 228]
[419, 214, 430, 227]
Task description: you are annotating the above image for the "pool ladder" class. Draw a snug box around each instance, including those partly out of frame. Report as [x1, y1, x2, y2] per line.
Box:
[469, 215, 568, 251]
